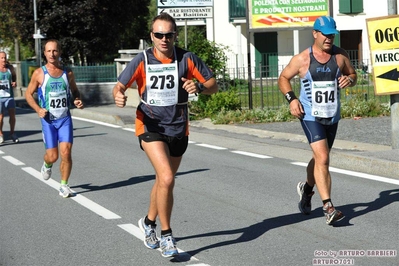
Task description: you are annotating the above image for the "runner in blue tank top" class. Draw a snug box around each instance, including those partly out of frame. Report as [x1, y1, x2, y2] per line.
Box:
[25, 39, 84, 198]
[0, 51, 19, 143]
[278, 16, 357, 225]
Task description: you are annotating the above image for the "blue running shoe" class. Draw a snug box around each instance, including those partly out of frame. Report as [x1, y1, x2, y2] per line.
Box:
[138, 217, 159, 249]
[160, 234, 178, 258]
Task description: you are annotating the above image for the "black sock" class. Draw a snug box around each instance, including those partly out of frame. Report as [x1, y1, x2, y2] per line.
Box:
[322, 199, 332, 206]
[304, 182, 314, 195]
[161, 229, 172, 236]
[145, 216, 156, 226]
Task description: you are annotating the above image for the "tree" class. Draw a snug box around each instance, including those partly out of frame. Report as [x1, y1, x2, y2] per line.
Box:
[177, 26, 230, 83]
[0, 0, 151, 63]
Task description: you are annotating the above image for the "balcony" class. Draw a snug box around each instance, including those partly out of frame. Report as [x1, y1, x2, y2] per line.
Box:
[229, 0, 246, 21]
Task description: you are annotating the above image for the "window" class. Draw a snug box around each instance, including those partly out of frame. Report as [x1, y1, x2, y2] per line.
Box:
[229, 0, 246, 20]
[339, 0, 363, 14]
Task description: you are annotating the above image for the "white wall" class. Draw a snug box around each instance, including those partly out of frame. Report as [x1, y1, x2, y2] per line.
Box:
[211, 0, 399, 73]
[213, 0, 248, 70]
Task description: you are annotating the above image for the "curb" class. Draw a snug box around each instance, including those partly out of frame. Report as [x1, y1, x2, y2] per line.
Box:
[70, 108, 125, 126]
[330, 151, 399, 179]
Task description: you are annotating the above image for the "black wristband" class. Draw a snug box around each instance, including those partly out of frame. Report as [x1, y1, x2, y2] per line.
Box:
[285, 91, 297, 103]
[196, 83, 205, 94]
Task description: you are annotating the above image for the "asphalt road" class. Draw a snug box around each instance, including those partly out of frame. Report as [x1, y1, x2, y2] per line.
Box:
[0, 108, 398, 266]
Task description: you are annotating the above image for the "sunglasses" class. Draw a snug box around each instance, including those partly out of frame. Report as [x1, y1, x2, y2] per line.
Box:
[317, 31, 335, 38]
[153, 32, 175, 40]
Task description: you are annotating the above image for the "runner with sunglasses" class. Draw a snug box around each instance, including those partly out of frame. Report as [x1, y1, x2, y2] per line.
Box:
[278, 16, 357, 225]
[113, 12, 218, 257]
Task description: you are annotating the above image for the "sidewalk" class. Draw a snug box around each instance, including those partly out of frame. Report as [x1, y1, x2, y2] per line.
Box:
[67, 103, 399, 180]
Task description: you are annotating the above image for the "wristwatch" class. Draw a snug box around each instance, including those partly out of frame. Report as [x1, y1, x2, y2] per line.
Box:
[348, 76, 354, 84]
[196, 83, 205, 94]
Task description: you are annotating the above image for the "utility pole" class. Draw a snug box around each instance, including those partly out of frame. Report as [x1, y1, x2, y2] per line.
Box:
[33, 0, 39, 66]
[388, 0, 399, 148]
[33, 0, 45, 66]
[245, 0, 253, 109]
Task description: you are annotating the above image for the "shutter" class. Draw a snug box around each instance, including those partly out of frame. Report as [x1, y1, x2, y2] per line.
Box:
[351, 0, 364, 13]
[339, 0, 351, 14]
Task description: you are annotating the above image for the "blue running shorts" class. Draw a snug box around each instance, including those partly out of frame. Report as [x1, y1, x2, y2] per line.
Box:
[300, 119, 338, 149]
[41, 115, 73, 149]
[0, 98, 16, 114]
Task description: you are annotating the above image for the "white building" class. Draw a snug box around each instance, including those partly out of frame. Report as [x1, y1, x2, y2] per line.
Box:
[183, 0, 399, 79]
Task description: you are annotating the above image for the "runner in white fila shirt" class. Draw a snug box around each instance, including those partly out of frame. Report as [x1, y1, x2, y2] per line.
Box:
[26, 39, 84, 198]
[278, 16, 357, 225]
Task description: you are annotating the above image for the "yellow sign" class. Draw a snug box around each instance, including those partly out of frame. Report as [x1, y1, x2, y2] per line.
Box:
[366, 15, 399, 95]
[248, 0, 329, 30]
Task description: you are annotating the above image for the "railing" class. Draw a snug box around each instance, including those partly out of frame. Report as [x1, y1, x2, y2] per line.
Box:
[20, 61, 117, 86]
[217, 63, 389, 110]
[70, 63, 117, 83]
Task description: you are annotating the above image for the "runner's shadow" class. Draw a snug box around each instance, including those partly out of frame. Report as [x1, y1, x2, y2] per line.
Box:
[71, 169, 209, 194]
[330, 188, 399, 227]
[176, 211, 320, 259]
[0, 130, 43, 145]
[176, 189, 398, 259]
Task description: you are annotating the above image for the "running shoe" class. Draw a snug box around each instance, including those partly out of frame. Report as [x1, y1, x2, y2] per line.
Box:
[160, 234, 178, 258]
[59, 184, 75, 198]
[41, 162, 52, 180]
[297, 182, 314, 215]
[0, 135, 3, 144]
[323, 202, 345, 225]
[138, 217, 160, 249]
[10, 133, 19, 143]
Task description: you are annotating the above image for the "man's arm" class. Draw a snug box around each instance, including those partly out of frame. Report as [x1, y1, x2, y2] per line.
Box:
[278, 54, 302, 95]
[25, 69, 47, 117]
[67, 70, 84, 109]
[278, 54, 304, 119]
[201, 77, 218, 95]
[112, 81, 128, 108]
[338, 48, 357, 88]
[8, 65, 17, 87]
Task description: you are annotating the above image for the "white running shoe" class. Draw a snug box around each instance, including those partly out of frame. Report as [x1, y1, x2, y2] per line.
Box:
[41, 162, 52, 180]
[59, 184, 75, 198]
[0, 135, 3, 144]
[160, 234, 178, 257]
[138, 217, 160, 249]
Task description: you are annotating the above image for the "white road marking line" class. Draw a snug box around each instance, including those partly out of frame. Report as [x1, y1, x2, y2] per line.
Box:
[117, 224, 200, 263]
[0, 150, 4, 154]
[122, 128, 135, 132]
[196, 143, 227, 150]
[72, 194, 121, 219]
[188, 140, 196, 144]
[291, 162, 399, 185]
[231, 150, 272, 159]
[22, 167, 121, 219]
[2, 155, 25, 166]
[72, 116, 122, 128]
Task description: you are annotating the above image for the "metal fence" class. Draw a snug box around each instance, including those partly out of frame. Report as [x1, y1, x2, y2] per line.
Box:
[217, 61, 390, 110]
[20, 53, 388, 110]
[70, 63, 117, 83]
[20, 61, 117, 87]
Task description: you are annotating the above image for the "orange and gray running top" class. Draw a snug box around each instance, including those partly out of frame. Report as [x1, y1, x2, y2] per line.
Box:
[118, 46, 214, 137]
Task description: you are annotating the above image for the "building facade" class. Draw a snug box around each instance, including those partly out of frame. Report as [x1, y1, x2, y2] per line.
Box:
[192, 0, 399, 79]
